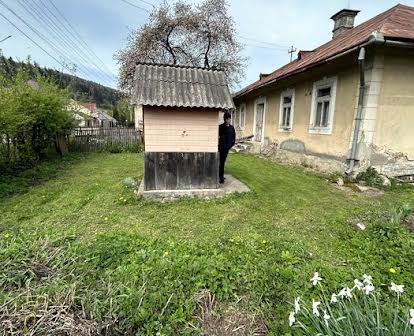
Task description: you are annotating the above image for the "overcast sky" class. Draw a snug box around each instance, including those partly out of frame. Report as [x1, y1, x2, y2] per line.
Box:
[0, 0, 413, 90]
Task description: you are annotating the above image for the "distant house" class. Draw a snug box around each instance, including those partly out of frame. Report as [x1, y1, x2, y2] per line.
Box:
[69, 100, 117, 128]
[131, 63, 234, 191]
[233, 4, 414, 177]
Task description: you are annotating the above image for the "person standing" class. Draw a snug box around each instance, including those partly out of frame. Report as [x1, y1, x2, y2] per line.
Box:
[218, 111, 236, 184]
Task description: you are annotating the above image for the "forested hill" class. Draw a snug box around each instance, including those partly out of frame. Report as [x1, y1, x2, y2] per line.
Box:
[0, 55, 120, 109]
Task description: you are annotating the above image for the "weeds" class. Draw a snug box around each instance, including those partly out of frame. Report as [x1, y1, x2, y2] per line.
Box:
[1, 153, 413, 334]
[390, 204, 413, 224]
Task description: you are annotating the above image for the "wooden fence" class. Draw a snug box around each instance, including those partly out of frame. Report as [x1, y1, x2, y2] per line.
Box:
[70, 127, 142, 151]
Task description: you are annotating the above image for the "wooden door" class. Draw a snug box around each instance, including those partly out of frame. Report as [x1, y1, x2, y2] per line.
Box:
[255, 103, 264, 142]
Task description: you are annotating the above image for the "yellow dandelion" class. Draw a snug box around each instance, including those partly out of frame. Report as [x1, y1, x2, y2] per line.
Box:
[389, 268, 396, 274]
[163, 251, 169, 257]
[123, 199, 127, 202]
[262, 240, 267, 244]
[104, 217, 108, 221]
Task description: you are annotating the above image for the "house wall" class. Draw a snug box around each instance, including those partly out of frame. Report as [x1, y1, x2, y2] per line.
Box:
[144, 106, 219, 153]
[236, 57, 360, 160]
[373, 48, 414, 160]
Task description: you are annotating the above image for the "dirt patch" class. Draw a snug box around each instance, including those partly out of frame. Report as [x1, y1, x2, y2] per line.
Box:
[333, 183, 384, 197]
[403, 214, 414, 233]
[191, 289, 267, 336]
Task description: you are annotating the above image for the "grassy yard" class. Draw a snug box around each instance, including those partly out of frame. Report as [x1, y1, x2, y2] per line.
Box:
[1, 152, 413, 335]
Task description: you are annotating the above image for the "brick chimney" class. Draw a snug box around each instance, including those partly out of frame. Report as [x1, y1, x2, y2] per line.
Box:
[331, 9, 360, 38]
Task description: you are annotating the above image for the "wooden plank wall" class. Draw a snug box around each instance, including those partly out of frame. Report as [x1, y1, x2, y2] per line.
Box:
[144, 106, 219, 153]
[144, 152, 218, 190]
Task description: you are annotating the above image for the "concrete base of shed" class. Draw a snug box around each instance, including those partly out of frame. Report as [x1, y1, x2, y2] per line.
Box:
[136, 175, 249, 201]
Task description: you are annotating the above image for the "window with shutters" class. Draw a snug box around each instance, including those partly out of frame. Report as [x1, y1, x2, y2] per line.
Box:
[309, 77, 337, 135]
[279, 89, 295, 132]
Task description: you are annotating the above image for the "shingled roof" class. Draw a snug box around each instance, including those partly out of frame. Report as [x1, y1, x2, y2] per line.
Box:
[131, 63, 234, 109]
[234, 4, 414, 99]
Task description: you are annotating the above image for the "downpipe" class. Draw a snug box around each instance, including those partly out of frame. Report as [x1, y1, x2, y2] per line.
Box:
[346, 47, 366, 176]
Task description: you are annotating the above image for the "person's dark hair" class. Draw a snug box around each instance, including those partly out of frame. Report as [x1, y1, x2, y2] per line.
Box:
[223, 111, 231, 120]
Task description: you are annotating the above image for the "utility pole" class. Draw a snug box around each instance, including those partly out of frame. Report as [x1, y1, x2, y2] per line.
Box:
[288, 45, 297, 62]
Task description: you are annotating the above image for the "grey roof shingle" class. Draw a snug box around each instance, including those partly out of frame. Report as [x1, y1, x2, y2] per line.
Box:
[131, 63, 234, 109]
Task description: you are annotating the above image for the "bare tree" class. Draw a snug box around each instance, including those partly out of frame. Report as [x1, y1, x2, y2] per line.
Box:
[114, 0, 246, 92]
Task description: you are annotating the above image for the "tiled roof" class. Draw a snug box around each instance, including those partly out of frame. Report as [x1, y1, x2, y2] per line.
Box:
[234, 4, 414, 98]
[131, 63, 235, 109]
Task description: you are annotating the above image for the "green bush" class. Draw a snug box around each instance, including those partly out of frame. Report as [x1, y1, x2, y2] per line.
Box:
[0, 68, 74, 169]
[356, 167, 385, 188]
[102, 143, 143, 153]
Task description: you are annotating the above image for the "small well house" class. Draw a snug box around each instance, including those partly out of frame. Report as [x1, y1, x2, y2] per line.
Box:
[131, 63, 234, 191]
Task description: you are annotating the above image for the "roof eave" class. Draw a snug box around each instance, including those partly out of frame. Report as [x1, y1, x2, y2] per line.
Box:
[234, 33, 387, 100]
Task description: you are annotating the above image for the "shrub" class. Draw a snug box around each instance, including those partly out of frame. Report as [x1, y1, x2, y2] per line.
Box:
[0, 69, 74, 169]
[288, 272, 414, 335]
[356, 167, 385, 188]
[102, 143, 143, 153]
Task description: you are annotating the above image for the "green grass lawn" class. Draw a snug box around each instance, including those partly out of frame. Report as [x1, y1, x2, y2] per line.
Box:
[1, 152, 413, 335]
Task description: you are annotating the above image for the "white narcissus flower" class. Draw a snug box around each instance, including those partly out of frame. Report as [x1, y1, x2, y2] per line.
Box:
[362, 274, 373, 284]
[312, 300, 321, 317]
[311, 272, 322, 286]
[409, 309, 414, 326]
[339, 287, 352, 299]
[330, 293, 338, 303]
[362, 283, 375, 295]
[390, 282, 404, 294]
[354, 279, 364, 290]
[323, 310, 331, 326]
[288, 311, 295, 327]
[294, 297, 301, 313]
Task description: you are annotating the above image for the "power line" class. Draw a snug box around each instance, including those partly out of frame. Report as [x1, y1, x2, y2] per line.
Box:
[241, 41, 287, 51]
[47, 0, 116, 77]
[34, 0, 115, 83]
[120, 0, 151, 13]
[16, 0, 107, 83]
[133, 0, 154, 8]
[237, 35, 289, 48]
[0, 0, 109, 85]
[0, 10, 71, 73]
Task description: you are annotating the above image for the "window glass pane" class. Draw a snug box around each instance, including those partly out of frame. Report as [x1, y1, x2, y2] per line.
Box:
[282, 107, 287, 126]
[317, 87, 331, 98]
[315, 102, 322, 126]
[240, 106, 245, 127]
[283, 96, 292, 104]
[322, 101, 330, 127]
[286, 107, 291, 126]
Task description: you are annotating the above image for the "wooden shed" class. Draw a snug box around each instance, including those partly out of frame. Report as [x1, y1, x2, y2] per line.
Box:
[131, 63, 234, 191]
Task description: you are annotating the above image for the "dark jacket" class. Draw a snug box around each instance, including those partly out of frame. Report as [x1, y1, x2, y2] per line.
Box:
[219, 122, 236, 152]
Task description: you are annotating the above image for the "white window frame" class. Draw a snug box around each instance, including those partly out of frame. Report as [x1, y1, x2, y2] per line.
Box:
[253, 96, 267, 143]
[278, 88, 295, 132]
[309, 76, 337, 135]
[238, 103, 246, 130]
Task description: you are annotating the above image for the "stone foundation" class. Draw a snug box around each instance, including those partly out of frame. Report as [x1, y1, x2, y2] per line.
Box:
[136, 175, 250, 201]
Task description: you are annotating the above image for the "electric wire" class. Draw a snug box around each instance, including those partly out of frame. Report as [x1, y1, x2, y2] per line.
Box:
[47, 0, 116, 77]
[0, 0, 105, 83]
[15, 0, 111, 85]
[33, 0, 115, 83]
